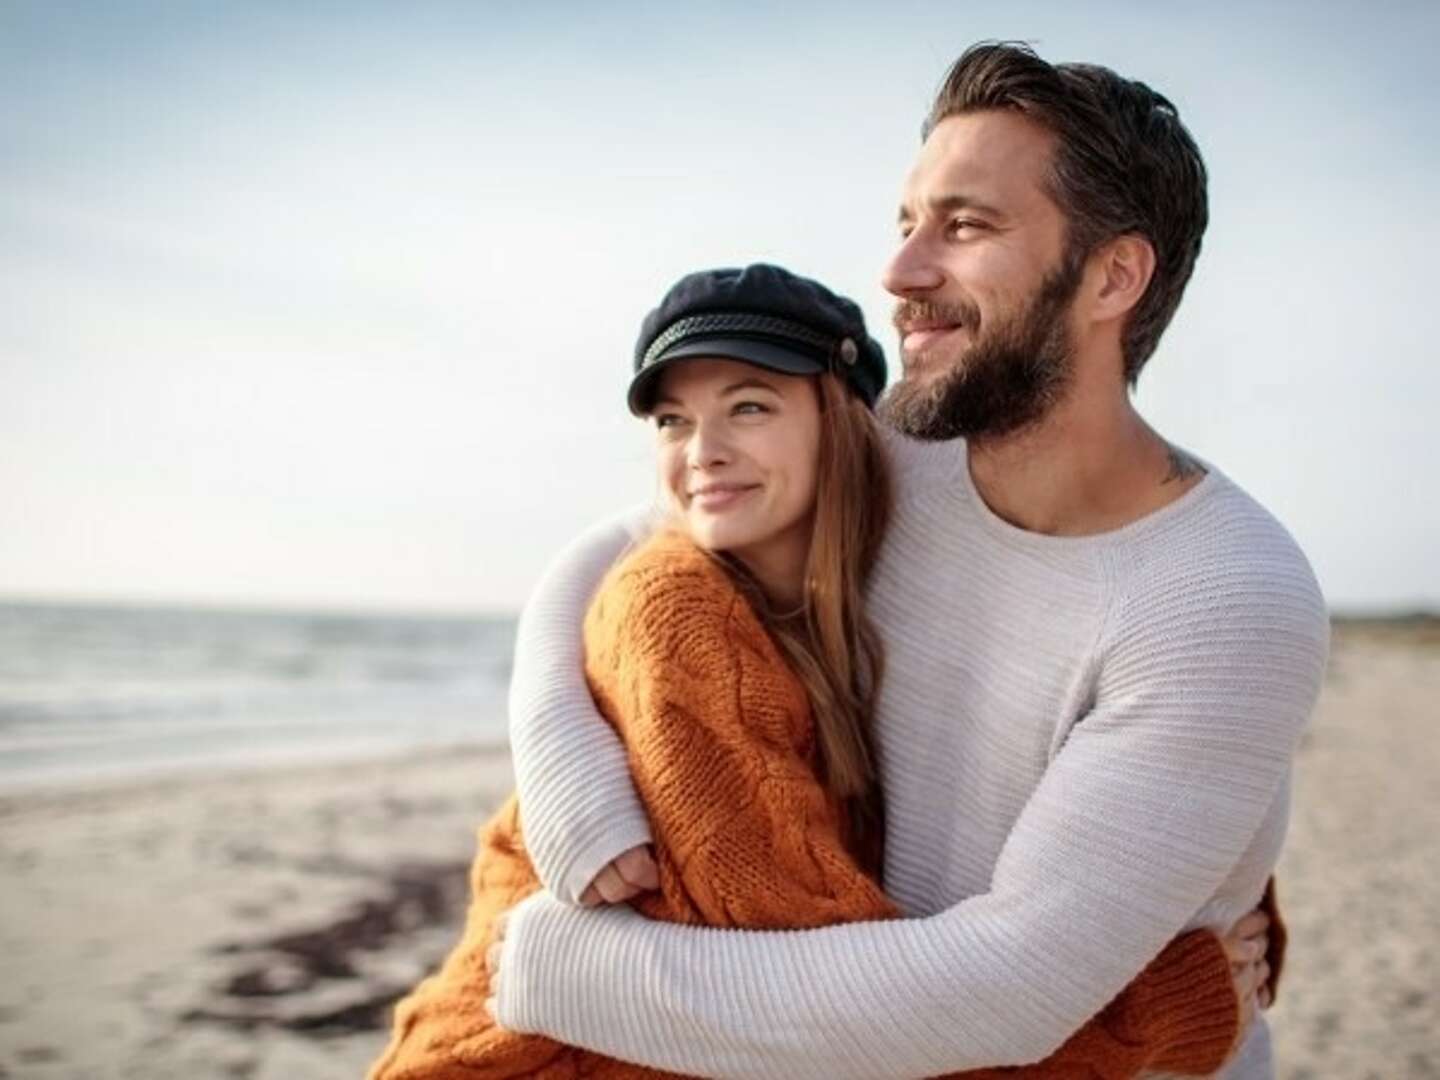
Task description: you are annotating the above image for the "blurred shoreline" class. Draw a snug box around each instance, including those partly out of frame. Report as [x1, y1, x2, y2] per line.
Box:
[1, 619, 1436, 1077]
[0, 599, 516, 791]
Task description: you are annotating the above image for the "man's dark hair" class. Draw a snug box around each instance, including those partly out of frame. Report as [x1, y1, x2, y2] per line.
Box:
[923, 41, 1208, 384]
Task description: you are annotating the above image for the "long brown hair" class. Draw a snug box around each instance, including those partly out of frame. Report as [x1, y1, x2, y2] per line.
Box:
[719, 372, 892, 877]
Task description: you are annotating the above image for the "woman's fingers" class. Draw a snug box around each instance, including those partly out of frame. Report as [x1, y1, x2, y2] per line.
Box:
[1224, 931, 1269, 967]
[1233, 954, 1257, 997]
[1227, 921, 1273, 1031]
[1231, 909, 1270, 941]
[1221, 909, 1269, 961]
[1230, 952, 1261, 1036]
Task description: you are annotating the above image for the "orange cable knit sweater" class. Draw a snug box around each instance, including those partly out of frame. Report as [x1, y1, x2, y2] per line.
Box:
[370, 531, 1267, 1080]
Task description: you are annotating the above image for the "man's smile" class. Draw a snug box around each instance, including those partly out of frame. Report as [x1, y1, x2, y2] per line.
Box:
[900, 324, 966, 356]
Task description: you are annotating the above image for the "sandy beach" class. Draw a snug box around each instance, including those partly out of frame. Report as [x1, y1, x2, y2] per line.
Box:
[2, 621, 1436, 1079]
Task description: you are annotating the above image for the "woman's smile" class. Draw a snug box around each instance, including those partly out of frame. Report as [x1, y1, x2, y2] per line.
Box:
[689, 482, 761, 511]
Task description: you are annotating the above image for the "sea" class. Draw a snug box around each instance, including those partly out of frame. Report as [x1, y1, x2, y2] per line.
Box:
[0, 600, 517, 789]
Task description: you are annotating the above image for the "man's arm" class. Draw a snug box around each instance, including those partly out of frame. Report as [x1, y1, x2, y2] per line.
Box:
[507, 506, 657, 904]
[495, 564, 1329, 1079]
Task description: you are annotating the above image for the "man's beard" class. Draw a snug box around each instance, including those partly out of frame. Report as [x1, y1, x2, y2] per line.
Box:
[879, 254, 1085, 443]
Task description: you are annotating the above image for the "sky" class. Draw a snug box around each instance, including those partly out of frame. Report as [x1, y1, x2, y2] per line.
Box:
[2, 0, 1437, 614]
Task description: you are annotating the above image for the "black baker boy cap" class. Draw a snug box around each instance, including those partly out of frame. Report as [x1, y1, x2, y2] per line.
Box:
[628, 263, 887, 416]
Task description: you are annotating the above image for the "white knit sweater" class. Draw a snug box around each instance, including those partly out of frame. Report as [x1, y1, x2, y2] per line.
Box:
[498, 432, 1329, 1080]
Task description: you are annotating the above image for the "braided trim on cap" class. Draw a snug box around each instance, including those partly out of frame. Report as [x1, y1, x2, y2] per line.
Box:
[642, 313, 834, 370]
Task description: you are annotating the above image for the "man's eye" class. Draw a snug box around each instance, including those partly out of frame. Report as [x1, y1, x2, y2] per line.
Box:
[950, 218, 985, 235]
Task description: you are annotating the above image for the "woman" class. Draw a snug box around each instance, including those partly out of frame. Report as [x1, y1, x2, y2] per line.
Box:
[370, 265, 1272, 1079]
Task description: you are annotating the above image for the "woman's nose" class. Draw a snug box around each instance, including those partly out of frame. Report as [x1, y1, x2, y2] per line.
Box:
[687, 422, 732, 469]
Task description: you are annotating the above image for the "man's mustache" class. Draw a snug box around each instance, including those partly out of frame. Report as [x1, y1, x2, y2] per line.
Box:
[892, 299, 980, 333]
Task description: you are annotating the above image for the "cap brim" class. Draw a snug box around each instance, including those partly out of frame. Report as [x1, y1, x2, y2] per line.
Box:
[628, 337, 826, 416]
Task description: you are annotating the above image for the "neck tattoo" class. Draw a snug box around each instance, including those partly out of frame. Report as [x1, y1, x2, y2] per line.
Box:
[1163, 445, 1207, 485]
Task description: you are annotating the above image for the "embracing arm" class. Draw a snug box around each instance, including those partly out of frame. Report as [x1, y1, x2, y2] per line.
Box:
[507, 507, 658, 904]
[571, 538, 1246, 1078]
[496, 559, 1328, 1078]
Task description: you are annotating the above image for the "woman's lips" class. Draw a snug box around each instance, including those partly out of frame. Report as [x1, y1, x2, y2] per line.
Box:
[690, 485, 759, 511]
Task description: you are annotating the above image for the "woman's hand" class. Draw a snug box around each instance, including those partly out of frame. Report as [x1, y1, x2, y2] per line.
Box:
[579, 843, 659, 906]
[1221, 908, 1273, 1040]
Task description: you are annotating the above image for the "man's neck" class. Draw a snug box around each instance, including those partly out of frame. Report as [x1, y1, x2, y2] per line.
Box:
[966, 384, 1205, 537]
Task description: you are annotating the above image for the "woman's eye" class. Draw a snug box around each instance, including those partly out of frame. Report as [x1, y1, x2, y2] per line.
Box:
[653, 413, 686, 430]
[733, 401, 770, 416]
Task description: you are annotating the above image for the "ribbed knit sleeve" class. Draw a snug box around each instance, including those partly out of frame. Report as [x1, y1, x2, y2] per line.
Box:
[952, 928, 1240, 1079]
[494, 543, 1328, 1078]
[507, 507, 657, 904]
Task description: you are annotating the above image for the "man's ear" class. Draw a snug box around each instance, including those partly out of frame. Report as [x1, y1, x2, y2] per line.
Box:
[1089, 234, 1156, 322]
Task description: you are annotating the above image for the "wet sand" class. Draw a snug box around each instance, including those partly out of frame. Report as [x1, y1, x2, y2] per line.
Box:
[1, 621, 1436, 1078]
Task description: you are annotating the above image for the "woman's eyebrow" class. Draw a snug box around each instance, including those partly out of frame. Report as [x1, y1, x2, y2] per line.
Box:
[721, 378, 782, 395]
[651, 377, 782, 409]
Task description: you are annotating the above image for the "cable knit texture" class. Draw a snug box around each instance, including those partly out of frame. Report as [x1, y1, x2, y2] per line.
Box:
[370, 530, 1248, 1079]
[497, 435, 1328, 1080]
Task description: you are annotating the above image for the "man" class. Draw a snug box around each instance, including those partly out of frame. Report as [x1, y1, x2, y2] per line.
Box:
[489, 42, 1328, 1079]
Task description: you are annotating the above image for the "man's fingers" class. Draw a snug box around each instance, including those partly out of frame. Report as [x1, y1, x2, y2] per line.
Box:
[584, 846, 658, 906]
[593, 864, 638, 904]
[615, 845, 660, 890]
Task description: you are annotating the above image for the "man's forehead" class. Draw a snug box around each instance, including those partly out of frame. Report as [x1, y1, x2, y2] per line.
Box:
[899, 110, 1057, 214]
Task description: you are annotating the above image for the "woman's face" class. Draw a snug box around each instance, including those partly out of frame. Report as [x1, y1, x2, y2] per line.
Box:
[650, 357, 822, 577]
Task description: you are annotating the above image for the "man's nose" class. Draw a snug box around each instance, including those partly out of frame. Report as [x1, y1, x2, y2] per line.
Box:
[882, 230, 945, 298]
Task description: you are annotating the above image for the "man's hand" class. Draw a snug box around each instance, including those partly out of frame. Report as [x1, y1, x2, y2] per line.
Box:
[579, 843, 659, 906]
[481, 847, 658, 1022]
[484, 910, 510, 1022]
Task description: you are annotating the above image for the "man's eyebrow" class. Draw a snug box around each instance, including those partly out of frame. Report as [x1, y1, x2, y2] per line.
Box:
[898, 192, 1005, 223]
